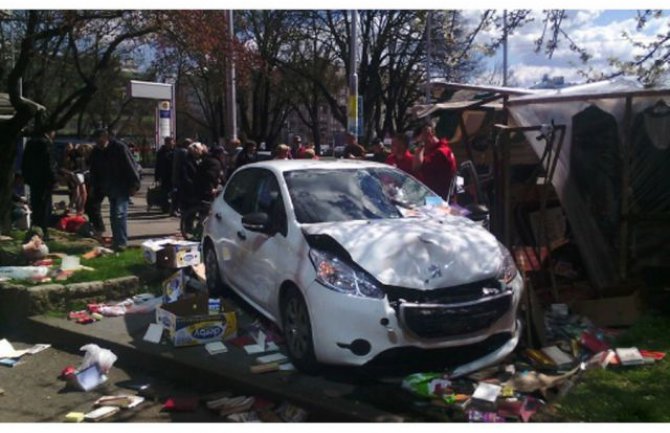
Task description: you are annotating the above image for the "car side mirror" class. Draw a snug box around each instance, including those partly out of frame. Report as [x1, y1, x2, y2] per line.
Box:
[242, 212, 270, 233]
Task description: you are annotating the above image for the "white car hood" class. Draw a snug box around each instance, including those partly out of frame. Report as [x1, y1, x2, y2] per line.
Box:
[302, 216, 503, 290]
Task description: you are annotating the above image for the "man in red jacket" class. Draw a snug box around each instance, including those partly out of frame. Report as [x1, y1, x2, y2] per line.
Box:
[412, 122, 457, 201]
[385, 133, 414, 175]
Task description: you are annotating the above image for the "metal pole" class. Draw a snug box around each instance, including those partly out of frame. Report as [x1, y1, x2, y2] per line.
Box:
[502, 10, 508, 87]
[348, 10, 358, 137]
[425, 11, 432, 103]
[227, 10, 238, 141]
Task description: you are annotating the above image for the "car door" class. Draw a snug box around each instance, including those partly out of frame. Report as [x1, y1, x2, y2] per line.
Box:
[217, 168, 263, 291]
[235, 170, 291, 315]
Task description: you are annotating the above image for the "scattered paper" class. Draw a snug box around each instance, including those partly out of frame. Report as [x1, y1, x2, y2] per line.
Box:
[279, 362, 296, 371]
[0, 358, 22, 367]
[26, 344, 51, 355]
[243, 342, 278, 355]
[472, 382, 501, 403]
[94, 395, 145, 409]
[254, 331, 267, 349]
[256, 352, 288, 364]
[143, 324, 164, 344]
[84, 406, 120, 421]
[205, 341, 228, 355]
[0, 339, 29, 359]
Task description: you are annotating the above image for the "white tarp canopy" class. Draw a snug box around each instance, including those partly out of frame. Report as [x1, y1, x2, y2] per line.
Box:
[506, 77, 670, 288]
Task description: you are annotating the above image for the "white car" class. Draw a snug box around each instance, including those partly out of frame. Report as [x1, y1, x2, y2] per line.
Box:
[202, 160, 524, 375]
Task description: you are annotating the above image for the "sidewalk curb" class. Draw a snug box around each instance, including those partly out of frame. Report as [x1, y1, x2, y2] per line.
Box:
[0, 276, 140, 326]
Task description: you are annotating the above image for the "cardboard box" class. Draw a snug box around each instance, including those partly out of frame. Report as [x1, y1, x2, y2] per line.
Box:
[161, 269, 207, 304]
[162, 270, 185, 304]
[156, 294, 237, 347]
[572, 290, 642, 327]
[156, 241, 201, 269]
[142, 239, 174, 264]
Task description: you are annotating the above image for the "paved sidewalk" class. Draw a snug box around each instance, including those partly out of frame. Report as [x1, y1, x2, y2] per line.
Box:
[24, 311, 410, 422]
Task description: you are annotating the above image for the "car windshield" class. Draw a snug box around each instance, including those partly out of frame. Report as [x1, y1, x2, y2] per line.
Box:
[284, 167, 438, 224]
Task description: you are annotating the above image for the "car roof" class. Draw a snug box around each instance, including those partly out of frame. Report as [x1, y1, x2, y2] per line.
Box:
[243, 159, 390, 174]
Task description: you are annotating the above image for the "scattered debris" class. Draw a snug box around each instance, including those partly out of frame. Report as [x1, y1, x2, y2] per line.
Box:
[93, 395, 144, 409]
[250, 363, 280, 374]
[84, 405, 120, 421]
[64, 412, 85, 423]
[143, 323, 164, 344]
[205, 341, 228, 355]
[163, 396, 199, 412]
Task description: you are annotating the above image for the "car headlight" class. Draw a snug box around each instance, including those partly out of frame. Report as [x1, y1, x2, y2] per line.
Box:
[309, 249, 385, 299]
[497, 242, 518, 284]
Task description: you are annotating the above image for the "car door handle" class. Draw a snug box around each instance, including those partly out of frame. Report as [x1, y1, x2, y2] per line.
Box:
[237, 230, 246, 241]
[215, 213, 222, 221]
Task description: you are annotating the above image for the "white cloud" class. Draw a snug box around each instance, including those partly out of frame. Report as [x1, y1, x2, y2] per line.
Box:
[472, 9, 670, 86]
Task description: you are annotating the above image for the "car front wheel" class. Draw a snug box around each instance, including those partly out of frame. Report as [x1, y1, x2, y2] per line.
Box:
[281, 287, 319, 374]
[204, 243, 227, 298]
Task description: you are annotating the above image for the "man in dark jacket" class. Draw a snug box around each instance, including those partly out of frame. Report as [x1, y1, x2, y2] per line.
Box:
[21, 129, 58, 240]
[155, 136, 175, 213]
[86, 129, 141, 251]
[196, 146, 225, 202]
[235, 140, 258, 169]
[179, 142, 205, 212]
[171, 138, 192, 214]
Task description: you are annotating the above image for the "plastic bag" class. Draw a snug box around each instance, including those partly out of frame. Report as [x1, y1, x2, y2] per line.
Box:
[79, 344, 117, 374]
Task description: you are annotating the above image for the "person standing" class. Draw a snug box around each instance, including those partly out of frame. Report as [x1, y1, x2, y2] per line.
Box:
[87, 129, 141, 251]
[171, 138, 192, 215]
[370, 137, 390, 162]
[155, 136, 176, 213]
[21, 128, 58, 240]
[343, 132, 365, 159]
[273, 144, 291, 160]
[196, 145, 225, 202]
[412, 122, 457, 201]
[386, 133, 414, 176]
[235, 140, 258, 169]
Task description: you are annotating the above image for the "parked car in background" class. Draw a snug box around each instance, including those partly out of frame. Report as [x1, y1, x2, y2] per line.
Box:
[202, 160, 524, 374]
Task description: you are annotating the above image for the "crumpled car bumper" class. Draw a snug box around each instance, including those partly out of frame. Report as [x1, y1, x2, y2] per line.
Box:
[304, 273, 524, 368]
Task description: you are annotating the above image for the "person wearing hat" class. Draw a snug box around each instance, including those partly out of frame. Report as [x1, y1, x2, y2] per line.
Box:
[86, 128, 141, 251]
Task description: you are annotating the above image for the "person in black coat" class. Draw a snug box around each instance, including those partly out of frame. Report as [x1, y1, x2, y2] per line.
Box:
[86, 129, 141, 250]
[196, 146, 225, 202]
[21, 129, 58, 240]
[179, 142, 205, 211]
[235, 140, 258, 169]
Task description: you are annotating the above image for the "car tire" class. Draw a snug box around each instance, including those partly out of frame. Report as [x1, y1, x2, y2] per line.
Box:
[281, 287, 319, 374]
[204, 243, 227, 298]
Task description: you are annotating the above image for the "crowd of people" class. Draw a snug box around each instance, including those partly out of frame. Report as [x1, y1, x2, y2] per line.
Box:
[16, 119, 456, 252]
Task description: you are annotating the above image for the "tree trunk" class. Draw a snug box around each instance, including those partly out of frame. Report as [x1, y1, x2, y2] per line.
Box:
[0, 124, 20, 233]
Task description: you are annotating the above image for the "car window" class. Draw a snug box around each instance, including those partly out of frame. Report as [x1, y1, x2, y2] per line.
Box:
[253, 174, 288, 236]
[283, 167, 434, 224]
[223, 168, 263, 215]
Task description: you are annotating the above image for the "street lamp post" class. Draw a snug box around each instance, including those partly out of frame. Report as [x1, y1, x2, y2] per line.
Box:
[348, 10, 358, 137]
[226, 10, 238, 142]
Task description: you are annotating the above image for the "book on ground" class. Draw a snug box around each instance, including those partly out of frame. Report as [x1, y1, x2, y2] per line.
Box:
[541, 345, 575, 369]
[616, 347, 645, 366]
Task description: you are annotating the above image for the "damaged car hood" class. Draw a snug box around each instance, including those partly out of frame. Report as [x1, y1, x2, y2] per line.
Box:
[302, 215, 503, 290]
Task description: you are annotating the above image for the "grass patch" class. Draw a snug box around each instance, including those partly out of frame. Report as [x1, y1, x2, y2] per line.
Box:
[548, 314, 670, 422]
